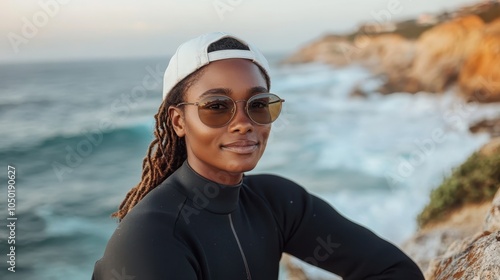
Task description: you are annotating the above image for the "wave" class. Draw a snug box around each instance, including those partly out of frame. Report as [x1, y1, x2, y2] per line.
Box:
[1, 122, 154, 164]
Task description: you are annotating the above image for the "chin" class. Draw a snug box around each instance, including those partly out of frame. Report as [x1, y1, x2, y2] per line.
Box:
[220, 157, 260, 174]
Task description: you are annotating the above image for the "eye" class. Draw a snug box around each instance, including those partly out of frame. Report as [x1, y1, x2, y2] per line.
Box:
[200, 98, 232, 111]
[250, 99, 269, 109]
[204, 102, 228, 110]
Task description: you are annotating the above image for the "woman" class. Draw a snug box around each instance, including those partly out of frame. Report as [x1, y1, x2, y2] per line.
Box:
[92, 32, 424, 280]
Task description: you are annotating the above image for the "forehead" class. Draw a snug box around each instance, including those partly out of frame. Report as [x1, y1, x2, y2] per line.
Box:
[186, 59, 268, 99]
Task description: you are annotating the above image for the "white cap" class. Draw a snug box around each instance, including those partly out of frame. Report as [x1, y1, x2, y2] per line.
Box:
[162, 32, 270, 100]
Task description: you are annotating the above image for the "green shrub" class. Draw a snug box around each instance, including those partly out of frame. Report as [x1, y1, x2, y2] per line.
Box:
[417, 149, 500, 228]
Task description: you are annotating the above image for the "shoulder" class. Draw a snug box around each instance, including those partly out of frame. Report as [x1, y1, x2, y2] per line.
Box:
[243, 174, 307, 196]
[243, 173, 311, 209]
[244, 173, 307, 193]
[109, 180, 190, 248]
[242, 174, 320, 243]
[95, 182, 196, 279]
[97, 181, 192, 274]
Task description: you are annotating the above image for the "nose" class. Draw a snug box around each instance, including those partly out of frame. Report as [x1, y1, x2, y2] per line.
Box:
[228, 100, 253, 134]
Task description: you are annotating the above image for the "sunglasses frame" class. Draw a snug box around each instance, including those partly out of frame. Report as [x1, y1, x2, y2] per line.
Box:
[176, 93, 285, 127]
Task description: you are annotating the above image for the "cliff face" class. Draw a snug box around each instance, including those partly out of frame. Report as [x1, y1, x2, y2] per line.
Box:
[284, 35, 353, 66]
[409, 15, 484, 94]
[459, 18, 500, 102]
[285, 7, 500, 102]
[355, 34, 418, 94]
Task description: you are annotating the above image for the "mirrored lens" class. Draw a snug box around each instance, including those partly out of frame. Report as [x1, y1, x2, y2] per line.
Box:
[197, 96, 235, 127]
[247, 94, 282, 124]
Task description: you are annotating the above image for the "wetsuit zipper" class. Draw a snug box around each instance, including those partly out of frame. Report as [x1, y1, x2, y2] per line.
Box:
[228, 213, 252, 280]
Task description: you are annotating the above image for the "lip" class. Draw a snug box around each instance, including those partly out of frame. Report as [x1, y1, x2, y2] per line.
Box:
[221, 140, 259, 154]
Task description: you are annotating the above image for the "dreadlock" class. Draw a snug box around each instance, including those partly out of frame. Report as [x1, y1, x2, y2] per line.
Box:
[111, 74, 195, 220]
[112, 37, 269, 221]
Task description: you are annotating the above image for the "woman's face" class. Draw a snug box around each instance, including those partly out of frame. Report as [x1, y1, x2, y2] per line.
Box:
[170, 58, 271, 185]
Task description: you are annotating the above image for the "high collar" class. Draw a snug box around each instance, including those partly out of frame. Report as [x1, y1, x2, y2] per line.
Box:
[170, 161, 242, 214]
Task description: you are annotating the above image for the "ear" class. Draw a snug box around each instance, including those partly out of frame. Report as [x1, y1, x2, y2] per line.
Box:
[169, 106, 186, 138]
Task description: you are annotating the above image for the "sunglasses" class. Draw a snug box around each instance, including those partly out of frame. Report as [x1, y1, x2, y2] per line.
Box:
[176, 93, 285, 127]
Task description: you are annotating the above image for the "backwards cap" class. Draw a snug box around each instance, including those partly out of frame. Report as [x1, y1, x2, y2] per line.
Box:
[162, 32, 270, 100]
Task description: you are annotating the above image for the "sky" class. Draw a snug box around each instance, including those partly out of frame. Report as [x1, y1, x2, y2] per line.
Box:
[0, 0, 481, 63]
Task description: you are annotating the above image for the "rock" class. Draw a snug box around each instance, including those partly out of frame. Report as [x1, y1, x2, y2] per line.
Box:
[281, 254, 342, 280]
[426, 189, 500, 280]
[425, 231, 500, 280]
[484, 188, 500, 233]
[405, 193, 500, 279]
[285, 33, 417, 70]
[349, 85, 369, 99]
[353, 34, 414, 71]
[283, 35, 354, 66]
[281, 254, 308, 280]
[469, 119, 500, 137]
[408, 15, 485, 93]
[353, 34, 419, 94]
[401, 202, 492, 272]
[478, 137, 500, 156]
[459, 18, 500, 102]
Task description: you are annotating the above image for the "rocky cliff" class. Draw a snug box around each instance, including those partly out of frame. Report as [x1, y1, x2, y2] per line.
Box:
[459, 18, 500, 102]
[285, 2, 500, 102]
[409, 15, 484, 94]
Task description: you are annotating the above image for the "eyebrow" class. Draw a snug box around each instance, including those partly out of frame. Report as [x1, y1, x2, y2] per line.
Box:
[198, 86, 268, 100]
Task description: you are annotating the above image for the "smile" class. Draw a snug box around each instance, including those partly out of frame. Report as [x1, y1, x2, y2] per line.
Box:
[221, 141, 259, 154]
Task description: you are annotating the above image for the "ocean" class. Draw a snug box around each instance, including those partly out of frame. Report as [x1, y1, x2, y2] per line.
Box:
[0, 55, 498, 279]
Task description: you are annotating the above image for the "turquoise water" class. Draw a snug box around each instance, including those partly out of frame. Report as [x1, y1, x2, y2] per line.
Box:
[0, 56, 496, 279]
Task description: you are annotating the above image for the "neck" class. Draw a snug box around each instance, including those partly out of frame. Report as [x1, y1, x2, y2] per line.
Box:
[186, 159, 243, 186]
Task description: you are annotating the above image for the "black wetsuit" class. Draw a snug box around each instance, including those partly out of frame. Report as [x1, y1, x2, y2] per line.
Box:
[92, 161, 424, 280]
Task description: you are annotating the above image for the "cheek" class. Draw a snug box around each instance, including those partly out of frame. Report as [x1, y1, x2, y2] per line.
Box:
[259, 125, 271, 145]
[184, 115, 223, 147]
